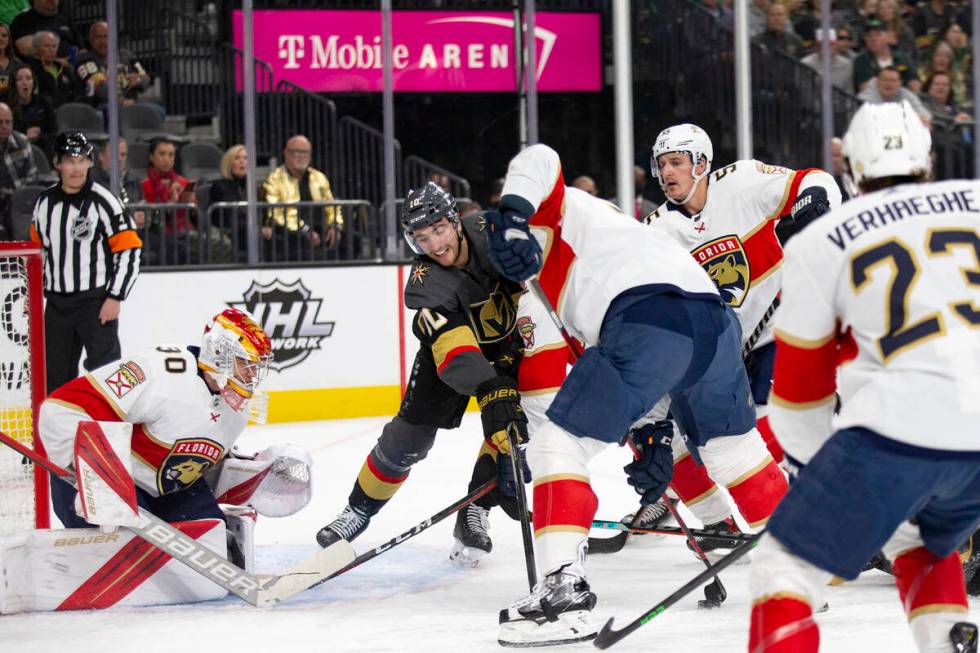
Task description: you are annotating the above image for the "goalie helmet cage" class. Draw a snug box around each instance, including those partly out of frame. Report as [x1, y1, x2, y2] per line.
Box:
[0, 241, 49, 533]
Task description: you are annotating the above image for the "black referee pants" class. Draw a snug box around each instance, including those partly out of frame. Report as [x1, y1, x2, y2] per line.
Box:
[44, 288, 121, 393]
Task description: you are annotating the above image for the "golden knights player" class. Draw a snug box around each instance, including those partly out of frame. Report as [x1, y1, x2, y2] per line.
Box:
[316, 182, 527, 565]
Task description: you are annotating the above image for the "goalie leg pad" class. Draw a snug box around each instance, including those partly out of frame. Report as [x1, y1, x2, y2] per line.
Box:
[699, 428, 787, 527]
[223, 506, 257, 573]
[528, 421, 604, 576]
[0, 520, 228, 614]
[748, 534, 831, 652]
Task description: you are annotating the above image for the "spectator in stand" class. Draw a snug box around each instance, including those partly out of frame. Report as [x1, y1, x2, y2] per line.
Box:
[74, 20, 150, 110]
[801, 25, 856, 92]
[571, 175, 598, 196]
[701, 0, 734, 31]
[428, 171, 450, 191]
[29, 31, 80, 108]
[141, 136, 196, 263]
[261, 135, 340, 261]
[853, 18, 919, 92]
[0, 23, 21, 95]
[749, 0, 771, 37]
[0, 2, 28, 28]
[7, 62, 55, 155]
[792, 0, 824, 53]
[458, 199, 482, 219]
[858, 65, 931, 124]
[0, 101, 37, 239]
[941, 22, 972, 106]
[753, 2, 805, 58]
[843, 0, 878, 43]
[918, 40, 970, 110]
[910, 0, 961, 54]
[91, 137, 141, 205]
[208, 143, 249, 260]
[875, 0, 917, 61]
[919, 71, 973, 137]
[829, 136, 849, 200]
[10, 0, 80, 61]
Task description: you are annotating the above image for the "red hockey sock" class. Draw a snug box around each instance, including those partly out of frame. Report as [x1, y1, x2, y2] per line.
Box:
[728, 458, 788, 528]
[670, 453, 718, 506]
[757, 415, 785, 463]
[893, 547, 968, 620]
[749, 596, 819, 653]
[532, 476, 598, 537]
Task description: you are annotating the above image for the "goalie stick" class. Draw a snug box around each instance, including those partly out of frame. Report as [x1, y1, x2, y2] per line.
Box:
[0, 429, 355, 608]
[592, 532, 764, 649]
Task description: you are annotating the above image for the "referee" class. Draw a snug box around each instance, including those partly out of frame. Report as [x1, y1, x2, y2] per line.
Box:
[29, 131, 142, 393]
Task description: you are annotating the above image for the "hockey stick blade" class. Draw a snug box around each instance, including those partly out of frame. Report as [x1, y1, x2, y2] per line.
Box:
[591, 519, 753, 544]
[0, 429, 355, 607]
[592, 532, 764, 649]
[588, 531, 629, 554]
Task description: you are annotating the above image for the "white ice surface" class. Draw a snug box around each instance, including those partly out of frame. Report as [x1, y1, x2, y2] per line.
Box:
[3, 413, 975, 652]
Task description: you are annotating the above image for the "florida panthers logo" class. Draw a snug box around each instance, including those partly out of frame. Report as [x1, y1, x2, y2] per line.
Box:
[692, 235, 750, 307]
[517, 315, 536, 349]
[157, 438, 223, 494]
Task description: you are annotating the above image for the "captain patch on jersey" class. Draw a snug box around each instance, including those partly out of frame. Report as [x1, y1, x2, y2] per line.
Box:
[158, 437, 224, 494]
[692, 235, 750, 306]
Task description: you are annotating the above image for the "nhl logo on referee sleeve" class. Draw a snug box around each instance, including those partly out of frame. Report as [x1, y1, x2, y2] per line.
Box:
[692, 235, 750, 307]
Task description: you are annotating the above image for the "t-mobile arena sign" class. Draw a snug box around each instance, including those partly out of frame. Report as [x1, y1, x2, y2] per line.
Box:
[232, 10, 601, 92]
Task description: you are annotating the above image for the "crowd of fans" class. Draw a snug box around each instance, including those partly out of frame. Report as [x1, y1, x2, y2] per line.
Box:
[747, 0, 975, 145]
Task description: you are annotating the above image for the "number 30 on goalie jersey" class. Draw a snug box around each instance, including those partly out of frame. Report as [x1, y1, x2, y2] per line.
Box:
[769, 180, 980, 463]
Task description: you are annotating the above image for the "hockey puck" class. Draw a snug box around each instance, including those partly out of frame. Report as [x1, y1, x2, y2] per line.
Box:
[697, 599, 722, 609]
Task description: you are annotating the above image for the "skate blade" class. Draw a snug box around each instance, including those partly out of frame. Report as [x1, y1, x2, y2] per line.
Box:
[498, 610, 597, 648]
[449, 540, 489, 567]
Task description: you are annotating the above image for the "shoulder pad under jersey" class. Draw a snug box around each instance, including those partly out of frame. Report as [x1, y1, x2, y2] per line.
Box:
[643, 202, 675, 225]
[404, 257, 462, 310]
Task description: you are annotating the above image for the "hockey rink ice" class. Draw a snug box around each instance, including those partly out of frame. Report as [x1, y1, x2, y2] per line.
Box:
[5, 413, 978, 653]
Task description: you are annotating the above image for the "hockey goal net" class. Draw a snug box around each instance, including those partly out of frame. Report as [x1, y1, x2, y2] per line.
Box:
[0, 241, 48, 534]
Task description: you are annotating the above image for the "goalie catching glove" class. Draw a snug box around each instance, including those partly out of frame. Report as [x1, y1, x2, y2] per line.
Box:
[623, 420, 675, 506]
[214, 444, 313, 517]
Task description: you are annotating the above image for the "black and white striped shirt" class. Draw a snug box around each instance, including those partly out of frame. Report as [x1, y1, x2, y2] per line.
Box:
[30, 180, 141, 299]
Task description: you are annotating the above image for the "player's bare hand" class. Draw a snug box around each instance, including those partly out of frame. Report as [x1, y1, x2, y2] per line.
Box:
[99, 298, 121, 324]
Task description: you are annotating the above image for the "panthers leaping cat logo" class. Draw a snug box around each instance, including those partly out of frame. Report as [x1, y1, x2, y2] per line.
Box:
[692, 236, 750, 307]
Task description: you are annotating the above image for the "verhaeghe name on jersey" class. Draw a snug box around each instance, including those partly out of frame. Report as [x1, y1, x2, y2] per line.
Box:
[828, 188, 979, 250]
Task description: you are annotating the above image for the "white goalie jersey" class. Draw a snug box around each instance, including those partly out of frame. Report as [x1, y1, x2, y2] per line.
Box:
[645, 160, 841, 349]
[40, 345, 250, 498]
[769, 178, 980, 463]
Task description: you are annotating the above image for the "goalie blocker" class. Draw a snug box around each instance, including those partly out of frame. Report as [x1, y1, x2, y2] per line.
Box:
[0, 421, 313, 613]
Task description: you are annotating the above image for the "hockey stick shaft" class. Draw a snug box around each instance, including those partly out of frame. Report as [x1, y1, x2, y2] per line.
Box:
[593, 531, 764, 649]
[508, 422, 537, 590]
[742, 295, 780, 357]
[590, 519, 753, 543]
[525, 277, 584, 358]
[314, 478, 498, 586]
[0, 429, 354, 607]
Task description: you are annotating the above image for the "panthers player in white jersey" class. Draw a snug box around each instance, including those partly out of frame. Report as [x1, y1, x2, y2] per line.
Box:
[0, 309, 314, 613]
[748, 101, 980, 653]
[640, 125, 841, 544]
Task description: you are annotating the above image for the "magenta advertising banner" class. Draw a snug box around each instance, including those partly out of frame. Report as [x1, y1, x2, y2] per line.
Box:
[231, 10, 601, 93]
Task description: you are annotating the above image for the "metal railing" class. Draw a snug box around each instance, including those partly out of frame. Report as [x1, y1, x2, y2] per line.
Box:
[338, 116, 402, 209]
[403, 156, 472, 200]
[130, 200, 379, 267]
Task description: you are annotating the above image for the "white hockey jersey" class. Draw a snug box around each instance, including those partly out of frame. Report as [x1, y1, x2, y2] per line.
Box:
[769, 179, 980, 463]
[645, 160, 841, 349]
[502, 144, 720, 346]
[39, 346, 250, 497]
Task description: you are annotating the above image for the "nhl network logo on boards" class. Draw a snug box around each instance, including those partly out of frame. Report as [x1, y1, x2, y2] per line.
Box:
[229, 278, 335, 372]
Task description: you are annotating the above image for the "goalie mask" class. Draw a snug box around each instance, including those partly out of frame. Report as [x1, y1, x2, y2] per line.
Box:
[650, 123, 713, 205]
[842, 100, 931, 196]
[400, 181, 460, 255]
[199, 308, 273, 421]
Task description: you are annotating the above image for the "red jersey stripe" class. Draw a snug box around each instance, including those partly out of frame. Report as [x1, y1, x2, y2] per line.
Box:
[436, 344, 482, 375]
[743, 220, 783, 284]
[518, 346, 570, 393]
[772, 334, 837, 404]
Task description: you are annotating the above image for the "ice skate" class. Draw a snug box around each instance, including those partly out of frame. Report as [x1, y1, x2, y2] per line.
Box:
[498, 569, 598, 647]
[449, 504, 492, 566]
[315, 505, 371, 547]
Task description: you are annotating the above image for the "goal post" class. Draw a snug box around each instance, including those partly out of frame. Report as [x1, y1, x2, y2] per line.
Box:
[0, 241, 49, 533]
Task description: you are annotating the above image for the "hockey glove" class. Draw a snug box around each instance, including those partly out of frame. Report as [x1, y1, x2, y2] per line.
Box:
[484, 207, 542, 282]
[623, 421, 675, 506]
[496, 450, 532, 498]
[790, 186, 831, 231]
[475, 375, 528, 455]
